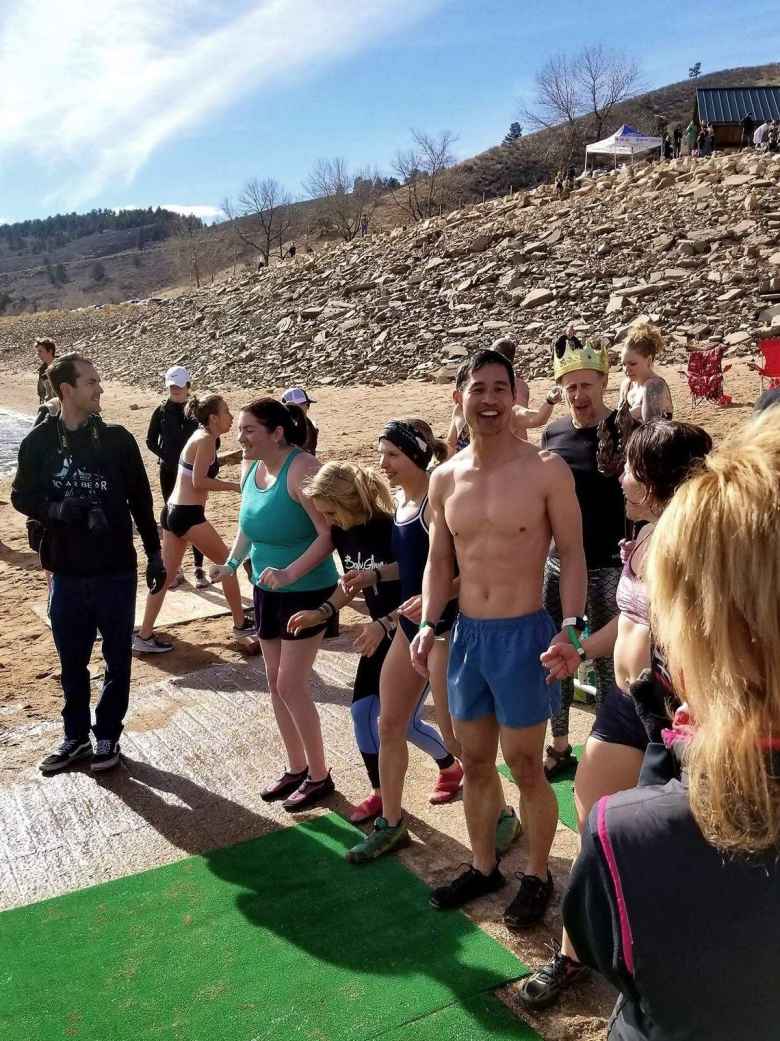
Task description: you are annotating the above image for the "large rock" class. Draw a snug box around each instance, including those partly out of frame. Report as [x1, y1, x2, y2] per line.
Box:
[520, 288, 555, 308]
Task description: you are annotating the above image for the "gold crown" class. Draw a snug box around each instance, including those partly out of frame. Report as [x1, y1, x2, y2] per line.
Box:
[553, 334, 610, 382]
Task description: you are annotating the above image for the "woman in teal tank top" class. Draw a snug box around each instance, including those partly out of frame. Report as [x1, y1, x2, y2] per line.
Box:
[218, 398, 338, 812]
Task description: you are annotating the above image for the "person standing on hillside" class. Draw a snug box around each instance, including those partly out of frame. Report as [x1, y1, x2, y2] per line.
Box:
[145, 366, 207, 589]
[12, 353, 166, 774]
[741, 113, 756, 148]
[281, 387, 319, 455]
[672, 126, 682, 158]
[35, 338, 56, 405]
[685, 120, 697, 156]
[413, 348, 586, 924]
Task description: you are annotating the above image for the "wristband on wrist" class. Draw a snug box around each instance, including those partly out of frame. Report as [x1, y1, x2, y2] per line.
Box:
[318, 602, 334, 620]
[562, 615, 587, 632]
[566, 625, 587, 661]
[546, 391, 558, 405]
[226, 557, 241, 574]
[419, 619, 437, 632]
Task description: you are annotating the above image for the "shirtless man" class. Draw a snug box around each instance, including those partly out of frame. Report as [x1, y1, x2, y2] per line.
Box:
[411, 348, 586, 926]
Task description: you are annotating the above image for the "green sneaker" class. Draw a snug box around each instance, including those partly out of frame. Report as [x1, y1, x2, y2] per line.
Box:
[346, 816, 410, 864]
[495, 807, 522, 857]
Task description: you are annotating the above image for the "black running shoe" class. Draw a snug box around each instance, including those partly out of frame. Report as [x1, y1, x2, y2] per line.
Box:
[504, 870, 554, 930]
[39, 737, 92, 775]
[429, 864, 506, 910]
[91, 739, 121, 772]
[282, 772, 335, 812]
[517, 952, 587, 1009]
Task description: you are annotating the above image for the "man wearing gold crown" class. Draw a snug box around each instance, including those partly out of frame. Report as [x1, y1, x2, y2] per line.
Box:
[410, 347, 586, 926]
[540, 331, 625, 782]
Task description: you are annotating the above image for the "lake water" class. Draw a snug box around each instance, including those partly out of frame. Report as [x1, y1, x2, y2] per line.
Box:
[0, 408, 33, 476]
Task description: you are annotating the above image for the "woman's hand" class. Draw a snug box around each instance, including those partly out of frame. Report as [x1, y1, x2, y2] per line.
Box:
[340, 569, 376, 597]
[259, 566, 292, 590]
[210, 564, 233, 582]
[540, 635, 581, 682]
[353, 620, 386, 657]
[287, 609, 325, 637]
[398, 595, 422, 623]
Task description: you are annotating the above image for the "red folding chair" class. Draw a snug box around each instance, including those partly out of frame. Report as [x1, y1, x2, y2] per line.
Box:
[749, 338, 780, 391]
[679, 345, 732, 406]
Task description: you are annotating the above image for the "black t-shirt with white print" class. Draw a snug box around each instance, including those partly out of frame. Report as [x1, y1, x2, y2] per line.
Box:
[331, 516, 401, 619]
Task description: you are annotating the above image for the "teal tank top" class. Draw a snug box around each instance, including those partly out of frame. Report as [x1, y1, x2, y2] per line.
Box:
[239, 449, 338, 592]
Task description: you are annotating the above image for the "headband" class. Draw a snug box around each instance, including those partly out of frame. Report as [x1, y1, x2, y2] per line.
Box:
[379, 420, 432, 470]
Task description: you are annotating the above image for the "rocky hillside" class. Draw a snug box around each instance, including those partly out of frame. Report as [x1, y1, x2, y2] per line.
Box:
[2, 149, 779, 392]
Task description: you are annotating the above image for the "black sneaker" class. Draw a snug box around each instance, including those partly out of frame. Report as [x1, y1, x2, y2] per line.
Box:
[91, 739, 121, 772]
[282, 771, 335, 811]
[233, 618, 256, 637]
[430, 864, 506, 910]
[261, 768, 308, 802]
[517, 952, 588, 1009]
[503, 870, 554, 930]
[39, 737, 92, 775]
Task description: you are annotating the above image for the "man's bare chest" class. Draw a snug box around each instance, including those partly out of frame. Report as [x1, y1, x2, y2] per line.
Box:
[445, 472, 545, 537]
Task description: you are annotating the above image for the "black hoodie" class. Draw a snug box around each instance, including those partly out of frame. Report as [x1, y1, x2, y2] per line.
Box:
[12, 414, 159, 576]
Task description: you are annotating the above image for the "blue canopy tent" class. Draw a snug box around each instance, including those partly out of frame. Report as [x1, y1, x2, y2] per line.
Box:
[585, 124, 663, 170]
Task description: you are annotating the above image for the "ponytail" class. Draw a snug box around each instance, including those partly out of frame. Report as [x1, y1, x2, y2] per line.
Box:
[241, 396, 307, 446]
[186, 393, 224, 427]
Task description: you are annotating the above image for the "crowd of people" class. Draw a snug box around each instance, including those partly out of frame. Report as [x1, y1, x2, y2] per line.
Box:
[12, 325, 780, 1039]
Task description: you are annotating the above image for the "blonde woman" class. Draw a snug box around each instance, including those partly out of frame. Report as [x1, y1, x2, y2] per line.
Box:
[289, 462, 461, 823]
[618, 321, 673, 423]
[563, 408, 780, 1041]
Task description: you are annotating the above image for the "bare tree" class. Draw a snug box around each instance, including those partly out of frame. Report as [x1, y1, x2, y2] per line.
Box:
[522, 45, 640, 164]
[303, 158, 381, 241]
[173, 213, 206, 288]
[222, 177, 293, 267]
[391, 129, 457, 221]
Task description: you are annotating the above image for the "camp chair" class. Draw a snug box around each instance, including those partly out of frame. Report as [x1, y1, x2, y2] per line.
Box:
[748, 338, 780, 391]
[679, 345, 732, 406]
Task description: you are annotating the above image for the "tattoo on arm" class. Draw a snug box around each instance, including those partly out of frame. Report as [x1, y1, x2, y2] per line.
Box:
[642, 379, 671, 422]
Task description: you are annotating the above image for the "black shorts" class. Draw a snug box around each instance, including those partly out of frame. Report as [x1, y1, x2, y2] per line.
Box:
[590, 684, 648, 752]
[161, 503, 206, 538]
[253, 584, 338, 641]
[398, 599, 458, 644]
[353, 632, 393, 702]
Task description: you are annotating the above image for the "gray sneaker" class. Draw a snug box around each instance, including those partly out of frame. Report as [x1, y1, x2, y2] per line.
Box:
[40, 737, 93, 775]
[132, 633, 174, 654]
[91, 740, 121, 772]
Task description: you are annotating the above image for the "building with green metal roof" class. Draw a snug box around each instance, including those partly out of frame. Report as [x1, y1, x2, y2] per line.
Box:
[695, 87, 780, 147]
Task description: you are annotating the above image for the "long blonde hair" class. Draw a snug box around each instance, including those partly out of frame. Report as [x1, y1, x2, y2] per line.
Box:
[303, 462, 394, 528]
[647, 407, 780, 853]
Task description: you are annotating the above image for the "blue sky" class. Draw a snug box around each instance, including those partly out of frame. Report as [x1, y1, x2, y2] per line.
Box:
[1, 0, 779, 224]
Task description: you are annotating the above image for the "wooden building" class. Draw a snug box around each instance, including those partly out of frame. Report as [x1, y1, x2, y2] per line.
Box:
[694, 86, 780, 147]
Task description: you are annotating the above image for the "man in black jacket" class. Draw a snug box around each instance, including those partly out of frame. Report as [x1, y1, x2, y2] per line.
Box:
[145, 366, 206, 587]
[12, 353, 166, 774]
[35, 337, 56, 405]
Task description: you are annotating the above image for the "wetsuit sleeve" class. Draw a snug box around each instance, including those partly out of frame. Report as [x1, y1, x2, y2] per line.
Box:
[562, 813, 635, 995]
[146, 406, 162, 458]
[11, 431, 50, 524]
[120, 429, 161, 558]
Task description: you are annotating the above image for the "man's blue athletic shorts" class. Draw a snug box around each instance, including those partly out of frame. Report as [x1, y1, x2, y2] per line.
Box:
[448, 609, 561, 728]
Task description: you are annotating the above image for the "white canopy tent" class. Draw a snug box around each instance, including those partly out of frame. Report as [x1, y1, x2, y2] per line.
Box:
[584, 124, 663, 170]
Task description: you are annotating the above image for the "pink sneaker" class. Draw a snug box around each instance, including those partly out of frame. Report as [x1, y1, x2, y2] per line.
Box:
[349, 792, 383, 824]
[430, 761, 464, 804]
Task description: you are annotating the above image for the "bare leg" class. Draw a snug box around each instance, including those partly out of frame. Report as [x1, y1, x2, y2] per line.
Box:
[138, 531, 187, 639]
[501, 721, 557, 879]
[259, 637, 307, 775]
[378, 629, 427, 826]
[275, 631, 329, 780]
[454, 714, 502, 875]
[560, 736, 643, 959]
[188, 522, 245, 626]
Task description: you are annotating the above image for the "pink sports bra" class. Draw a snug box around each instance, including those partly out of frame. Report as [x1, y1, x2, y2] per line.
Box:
[616, 539, 650, 626]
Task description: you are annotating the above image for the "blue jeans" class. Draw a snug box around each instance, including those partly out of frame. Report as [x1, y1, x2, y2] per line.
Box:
[49, 572, 136, 743]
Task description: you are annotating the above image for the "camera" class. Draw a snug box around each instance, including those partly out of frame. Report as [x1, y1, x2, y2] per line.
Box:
[86, 502, 109, 534]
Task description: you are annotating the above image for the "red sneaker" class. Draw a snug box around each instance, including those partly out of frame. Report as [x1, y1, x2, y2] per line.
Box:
[430, 761, 464, 804]
[349, 792, 383, 824]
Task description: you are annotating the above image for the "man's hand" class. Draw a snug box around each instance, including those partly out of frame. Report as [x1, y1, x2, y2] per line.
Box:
[410, 625, 435, 677]
[540, 630, 581, 683]
[48, 498, 89, 526]
[146, 551, 167, 594]
[398, 595, 422, 623]
[287, 609, 324, 637]
[259, 566, 292, 590]
[340, 569, 376, 597]
[353, 620, 386, 657]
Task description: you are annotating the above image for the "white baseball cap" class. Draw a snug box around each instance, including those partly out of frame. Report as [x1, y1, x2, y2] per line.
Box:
[281, 386, 315, 406]
[164, 365, 191, 388]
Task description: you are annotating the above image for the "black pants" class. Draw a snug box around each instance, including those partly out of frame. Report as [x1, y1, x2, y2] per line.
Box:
[543, 558, 621, 740]
[49, 572, 136, 742]
[159, 464, 203, 568]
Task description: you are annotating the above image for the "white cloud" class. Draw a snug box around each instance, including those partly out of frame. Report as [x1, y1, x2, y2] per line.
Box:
[0, 217, 19, 225]
[1, 1, 443, 208]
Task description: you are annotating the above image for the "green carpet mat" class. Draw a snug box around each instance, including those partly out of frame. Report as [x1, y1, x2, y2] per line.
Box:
[383, 993, 540, 1039]
[0, 813, 531, 1041]
[499, 745, 583, 831]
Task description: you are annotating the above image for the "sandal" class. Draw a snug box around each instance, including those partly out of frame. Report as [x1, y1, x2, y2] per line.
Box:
[430, 761, 464, 804]
[543, 745, 577, 781]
